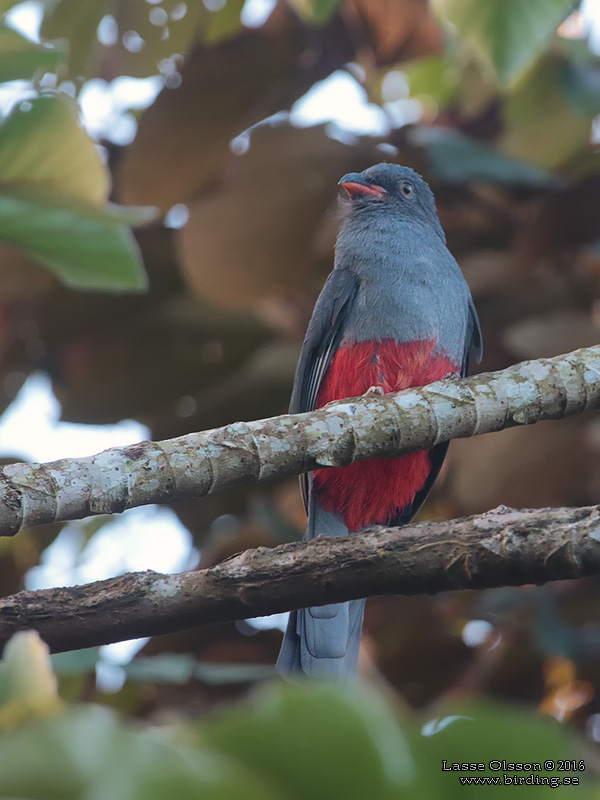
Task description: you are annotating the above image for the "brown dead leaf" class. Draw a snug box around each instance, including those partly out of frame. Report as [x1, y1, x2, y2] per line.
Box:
[504, 310, 600, 361]
[177, 123, 390, 310]
[116, 10, 333, 210]
[345, 0, 443, 66]
[446, 417, 597, 515]
[116, 0, 442, 212]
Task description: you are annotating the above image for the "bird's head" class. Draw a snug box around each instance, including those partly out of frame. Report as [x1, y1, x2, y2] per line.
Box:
[338, 163, 445, 241]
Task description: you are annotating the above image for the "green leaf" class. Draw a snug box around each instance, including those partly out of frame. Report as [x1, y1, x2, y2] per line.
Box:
[203, 682, 416, 800]
[0, 22, 66, 82]
[412, 126, 559, 186]
[0, 706, 114, 799]
[502, 52, 594, 169]
[0, 0, 23, 12]
[290, 0, 342, 24]
[203, 0, 246, 44]
[0, 91, 148, 292]
[0, 93, 109, 205]
[0, 185, 148, 292]
[403, 54, 459, 110]
[311, 0, 342, 23]
[0, 631, 61, 725]
[51, 648, 101, 677]
[105, 202, 158, 227]
[558, 36, 600, 65]
[434, 0, 576, 85]
[41, 0, 204, 80]
[40, 0, 110, 79]
[412, 701, 586, 798]
[0, 705, 276, 800]
[560, 61, 600, 116]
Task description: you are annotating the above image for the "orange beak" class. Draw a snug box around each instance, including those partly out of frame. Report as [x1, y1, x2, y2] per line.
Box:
[339, 181, 387, 199]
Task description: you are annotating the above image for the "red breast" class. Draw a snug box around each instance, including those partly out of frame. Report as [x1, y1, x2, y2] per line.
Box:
[312, 339, 458, 530]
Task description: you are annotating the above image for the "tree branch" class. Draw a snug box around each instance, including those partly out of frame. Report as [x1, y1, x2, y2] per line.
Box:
[1, 345, 599, 537]
[1, 504, 599, 654]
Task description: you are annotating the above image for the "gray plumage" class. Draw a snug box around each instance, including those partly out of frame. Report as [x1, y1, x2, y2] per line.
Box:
[277, 164, 481, 680]
[278, 492, 366, 677]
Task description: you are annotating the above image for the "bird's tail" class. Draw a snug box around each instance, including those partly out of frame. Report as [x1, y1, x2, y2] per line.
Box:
[276, 598, 366, 679]
[276, 500, 365, 680]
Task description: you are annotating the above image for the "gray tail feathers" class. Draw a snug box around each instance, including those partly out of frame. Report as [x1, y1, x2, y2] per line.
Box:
[276, 598, 366, 680]
[276, 495, 365, 679]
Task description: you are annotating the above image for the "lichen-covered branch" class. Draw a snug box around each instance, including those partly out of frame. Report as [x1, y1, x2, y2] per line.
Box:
[1, 504, 599, 654]
[1, 345, 599, 537]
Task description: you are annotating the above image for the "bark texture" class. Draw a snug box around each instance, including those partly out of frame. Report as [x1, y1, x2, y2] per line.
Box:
[1, 345, 599, 537]
[1, 504, 599, 654]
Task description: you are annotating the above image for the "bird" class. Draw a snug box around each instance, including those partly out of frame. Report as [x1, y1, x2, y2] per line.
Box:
[276, 162, 482, 680]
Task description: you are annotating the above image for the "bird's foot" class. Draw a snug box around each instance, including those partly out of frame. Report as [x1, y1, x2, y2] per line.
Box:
[363, 385, 385, 396]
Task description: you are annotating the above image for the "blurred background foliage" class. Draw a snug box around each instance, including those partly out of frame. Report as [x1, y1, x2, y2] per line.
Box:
[1, 0, 600, 791]
[0, 631, 595, 798]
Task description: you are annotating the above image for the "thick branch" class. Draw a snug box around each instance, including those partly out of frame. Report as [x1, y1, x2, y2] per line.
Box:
[1, 345, 599, 537]
[1, 504, 599, 654]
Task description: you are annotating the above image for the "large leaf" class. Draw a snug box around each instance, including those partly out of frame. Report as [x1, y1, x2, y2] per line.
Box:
[0, 0, 22, 12]
[117, 23, 315, 210]
[402, 53, 459, 110]
[203, 682, 417, 800]
[434, 0, 575, 85]
[177, 123, 383, 310]
[348, 0, 443, 66]
[0, 93, 108, 205]
[502, 52, 596, 170]
[0, 632, 276, 800]
[413, 701, 587, 797]
[560, 60, 600, 116]
[290, 0, 343, 24]
[0, 705, 277, 800]
[41, 0, 206, 80]
[104, 0, 205, 80]
[0, 21, 65, 82]
[203, 0, 246, 44]
[0, 186, 148, 291]
[0, 93, 150, 290]
[40, 0, 110, 79]
[0, 634, 595, 799]
[51, 648, 102, 677]
[0, 631, 62, 727]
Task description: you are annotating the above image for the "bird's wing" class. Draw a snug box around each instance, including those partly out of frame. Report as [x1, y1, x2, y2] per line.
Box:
[290, 267, 360, 415]
[291, 267, 359, 512]
[463, 295, 483, 375]
[392, 294, 482, 526]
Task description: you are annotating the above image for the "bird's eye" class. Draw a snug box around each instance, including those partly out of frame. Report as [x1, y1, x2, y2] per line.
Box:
[400, 181, 413, 197]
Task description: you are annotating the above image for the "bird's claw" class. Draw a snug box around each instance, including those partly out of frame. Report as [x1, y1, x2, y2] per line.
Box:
[363, 385, 385, 396]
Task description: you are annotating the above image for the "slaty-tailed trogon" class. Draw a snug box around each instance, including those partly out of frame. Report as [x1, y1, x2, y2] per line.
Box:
[276, 163, 481, 680]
